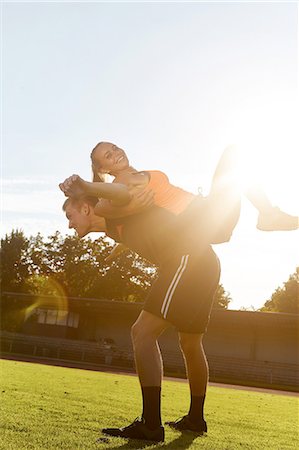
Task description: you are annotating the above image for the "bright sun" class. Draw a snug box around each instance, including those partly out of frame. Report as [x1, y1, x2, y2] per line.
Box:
[231, 105, 298, 213]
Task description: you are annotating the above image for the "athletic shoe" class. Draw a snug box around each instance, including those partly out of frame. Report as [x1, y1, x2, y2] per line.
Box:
[102, 417, 164, 442]
[166, 415, 207, 434]
[257, 208, 299, 231]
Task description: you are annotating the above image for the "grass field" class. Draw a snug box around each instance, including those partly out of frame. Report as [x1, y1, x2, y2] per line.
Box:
[0, 359, 298, 450]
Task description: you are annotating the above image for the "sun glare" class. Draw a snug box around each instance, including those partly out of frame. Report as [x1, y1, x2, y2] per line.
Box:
[229, 101, 298, 212]
[235, 142, 297, 209]
[24, 276, 69, 321]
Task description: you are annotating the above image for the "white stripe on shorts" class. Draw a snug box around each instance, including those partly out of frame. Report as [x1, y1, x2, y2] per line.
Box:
[161, 254, 189, 319]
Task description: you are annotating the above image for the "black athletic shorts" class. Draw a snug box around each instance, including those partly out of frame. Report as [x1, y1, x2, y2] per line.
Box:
[143, 246, 220, 334]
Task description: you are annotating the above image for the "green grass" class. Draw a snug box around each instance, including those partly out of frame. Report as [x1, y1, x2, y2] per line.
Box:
[0, 359, 298, 449]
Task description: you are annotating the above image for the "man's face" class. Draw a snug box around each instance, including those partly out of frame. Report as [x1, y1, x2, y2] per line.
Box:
[65, 203, 91, 238]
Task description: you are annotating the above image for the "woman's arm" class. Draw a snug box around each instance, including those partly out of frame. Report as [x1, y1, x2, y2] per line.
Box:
[95, 189, 154, 218]
[59, 174, 131, 206]
[59, 174, 154, 218]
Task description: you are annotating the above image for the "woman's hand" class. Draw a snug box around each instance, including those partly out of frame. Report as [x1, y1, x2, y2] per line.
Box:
[59, 174, 88, 197]
[59, 176, 131, 205]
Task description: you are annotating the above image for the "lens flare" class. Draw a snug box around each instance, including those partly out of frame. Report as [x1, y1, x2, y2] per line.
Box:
[24, 276, 69, 320]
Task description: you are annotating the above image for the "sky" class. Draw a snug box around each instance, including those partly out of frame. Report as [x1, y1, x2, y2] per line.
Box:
[1, 1, 298, 311]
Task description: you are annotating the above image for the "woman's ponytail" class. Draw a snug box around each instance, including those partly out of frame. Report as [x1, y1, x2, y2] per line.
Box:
[91, 143, 106, 182]
[91, 163, 106, 182]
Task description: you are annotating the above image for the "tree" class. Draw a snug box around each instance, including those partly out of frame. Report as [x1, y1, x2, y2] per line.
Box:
[0, 230, 31, 293]
[1, 230, 231, 308]
[213, 284, 231, 309]
[1, 230, 32, 331]
[87, 250, 157, 302]
[260, 267, 299, 314]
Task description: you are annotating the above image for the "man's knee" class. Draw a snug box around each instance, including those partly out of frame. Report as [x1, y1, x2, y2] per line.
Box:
[131, 312, 165, 348]
[131, 324, 157, 354]
[131, 319, 147, 344]
[179, 333, 204, 357]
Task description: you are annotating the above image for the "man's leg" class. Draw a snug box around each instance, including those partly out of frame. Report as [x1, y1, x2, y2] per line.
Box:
[131, 310, 169, 387]
[166, 332, 208, 434]
[132, 311, 170, 431]
[102, 310, 169, 442]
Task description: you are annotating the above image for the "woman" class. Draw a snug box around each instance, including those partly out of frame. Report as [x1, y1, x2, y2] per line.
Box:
[62, 143, 245, 257]
[89, 141, 298, 233]
[90, 142, 241, 244]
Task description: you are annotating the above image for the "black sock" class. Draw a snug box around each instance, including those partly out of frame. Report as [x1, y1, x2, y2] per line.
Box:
[141, 386, 162, 430]
[188, 395, 205, 425]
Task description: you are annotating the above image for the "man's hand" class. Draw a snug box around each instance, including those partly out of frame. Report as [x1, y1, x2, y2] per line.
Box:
[116, 186, 155, 210]
[59, 174, 87, 197]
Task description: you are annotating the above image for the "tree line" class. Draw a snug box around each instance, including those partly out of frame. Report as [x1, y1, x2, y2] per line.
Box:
[1, 230, 298, 322]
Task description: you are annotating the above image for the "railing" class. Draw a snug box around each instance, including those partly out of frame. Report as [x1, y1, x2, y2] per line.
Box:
[0, 331, 133, 370]
[1, 331, 298, 391]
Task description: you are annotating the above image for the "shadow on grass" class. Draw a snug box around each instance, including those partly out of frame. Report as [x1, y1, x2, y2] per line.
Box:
[98, 432, 204, 449]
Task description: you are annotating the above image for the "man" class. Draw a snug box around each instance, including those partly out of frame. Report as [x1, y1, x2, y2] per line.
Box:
[61, 146, 298, 443]
[63, 193, 221, 443]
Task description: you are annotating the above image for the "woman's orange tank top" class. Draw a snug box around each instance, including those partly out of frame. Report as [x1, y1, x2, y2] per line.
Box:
[145, 170, 195, 215]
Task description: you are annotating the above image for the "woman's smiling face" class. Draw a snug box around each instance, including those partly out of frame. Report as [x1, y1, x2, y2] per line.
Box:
[91, 142, 129, 176]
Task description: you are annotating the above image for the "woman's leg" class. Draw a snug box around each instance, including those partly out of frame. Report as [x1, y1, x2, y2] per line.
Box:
[245, 185, 298, 231]
[204, 145, 242, 243]
[207, 145, 298, 235]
